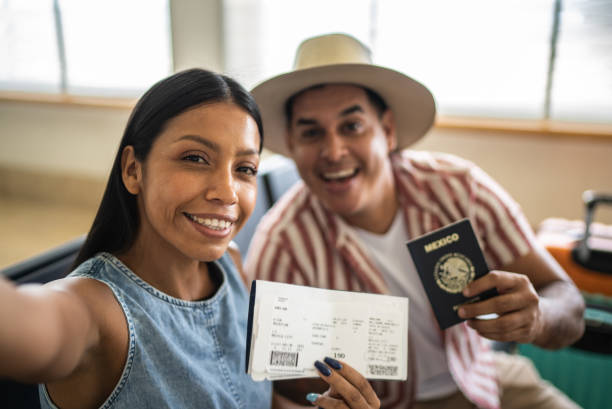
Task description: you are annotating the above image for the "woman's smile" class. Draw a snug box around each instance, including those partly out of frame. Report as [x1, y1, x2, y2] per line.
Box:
[184, 212, 236, 238]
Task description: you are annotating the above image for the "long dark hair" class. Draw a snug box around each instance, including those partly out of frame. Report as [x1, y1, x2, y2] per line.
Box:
[72, 69, 263, 268]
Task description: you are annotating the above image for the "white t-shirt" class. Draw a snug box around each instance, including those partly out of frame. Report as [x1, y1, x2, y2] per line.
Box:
[354, 211, 458, 400]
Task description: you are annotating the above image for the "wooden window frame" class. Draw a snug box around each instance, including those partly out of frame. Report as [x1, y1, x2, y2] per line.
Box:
[3, 90, 611, 140]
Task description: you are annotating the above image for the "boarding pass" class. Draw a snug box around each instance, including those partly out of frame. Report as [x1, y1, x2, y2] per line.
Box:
[245, 280, 408, 381]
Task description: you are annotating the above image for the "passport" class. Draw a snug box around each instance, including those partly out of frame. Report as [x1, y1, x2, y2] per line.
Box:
[406, 218, 497, 330]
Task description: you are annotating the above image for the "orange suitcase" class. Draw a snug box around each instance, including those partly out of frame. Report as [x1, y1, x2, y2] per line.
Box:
[537, 191, 612, 297]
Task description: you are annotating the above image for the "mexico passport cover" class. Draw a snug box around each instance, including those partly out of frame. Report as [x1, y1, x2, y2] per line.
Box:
[406, 218, 497, 330]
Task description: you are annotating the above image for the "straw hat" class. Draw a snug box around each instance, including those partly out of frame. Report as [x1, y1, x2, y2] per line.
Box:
[251, 33, 436, 157]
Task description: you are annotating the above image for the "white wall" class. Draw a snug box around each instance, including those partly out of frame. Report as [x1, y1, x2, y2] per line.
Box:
[0, 101, 128, 178]
[1, 0, 611, 227]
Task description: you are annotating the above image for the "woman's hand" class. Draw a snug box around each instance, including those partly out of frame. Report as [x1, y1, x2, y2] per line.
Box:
[305, 357, 380, 409]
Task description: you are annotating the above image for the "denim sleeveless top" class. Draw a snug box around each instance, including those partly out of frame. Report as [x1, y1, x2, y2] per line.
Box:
[38, 252, 271, 409]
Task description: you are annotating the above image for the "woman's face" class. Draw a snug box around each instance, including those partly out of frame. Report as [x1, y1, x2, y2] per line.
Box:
[123, 102, 260, 263]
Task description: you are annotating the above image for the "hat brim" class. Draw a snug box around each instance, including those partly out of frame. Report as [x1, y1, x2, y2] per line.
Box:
[251, 63, 436, 157]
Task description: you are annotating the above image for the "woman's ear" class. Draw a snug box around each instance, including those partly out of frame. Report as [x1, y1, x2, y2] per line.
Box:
[121, 146, 142, 195]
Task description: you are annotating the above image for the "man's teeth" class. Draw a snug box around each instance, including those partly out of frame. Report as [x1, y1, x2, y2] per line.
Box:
[323, 169, 356, 179]
[188, 214, 232, 230]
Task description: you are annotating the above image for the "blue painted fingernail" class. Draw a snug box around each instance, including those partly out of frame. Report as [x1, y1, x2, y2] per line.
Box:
[314, 360, 331, 376]
[324, 356, 342, 370]
[306, 393, 319, 403]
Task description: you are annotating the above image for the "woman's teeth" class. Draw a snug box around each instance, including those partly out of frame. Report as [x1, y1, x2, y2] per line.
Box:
[187, 214, 232, 230]
[323, 168, 357, 180]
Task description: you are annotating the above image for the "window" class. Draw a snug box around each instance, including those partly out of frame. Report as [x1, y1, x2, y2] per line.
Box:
[374, 0, 553, 120]
[224, 0, 373, 91]
[551, 0, 612, 123]
[223, 0, 612, 126]
[0, 0, 61, 93]
[0, 0, 172, 98]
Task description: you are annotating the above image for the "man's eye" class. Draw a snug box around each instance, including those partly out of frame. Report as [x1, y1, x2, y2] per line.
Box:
[301, 128, 323, 139]
[343, 121, 362, 133]
[183, 154, 207, 163]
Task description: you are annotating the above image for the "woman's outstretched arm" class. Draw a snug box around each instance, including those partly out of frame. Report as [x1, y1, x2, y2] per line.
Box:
[0, 276, 99, 382]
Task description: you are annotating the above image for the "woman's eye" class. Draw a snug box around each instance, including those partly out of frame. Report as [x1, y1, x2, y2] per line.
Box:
[238, 166, 258, 176]
[183, 154, 208, 164]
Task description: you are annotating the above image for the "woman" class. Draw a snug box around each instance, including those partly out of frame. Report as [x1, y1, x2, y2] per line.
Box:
[0, 69, 379, 409]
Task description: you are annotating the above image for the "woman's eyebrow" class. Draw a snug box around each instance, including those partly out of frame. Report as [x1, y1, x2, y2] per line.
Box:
[177, 134, 258, 157]
[178, 134, 219, 152]
[236, 148, 259, 157]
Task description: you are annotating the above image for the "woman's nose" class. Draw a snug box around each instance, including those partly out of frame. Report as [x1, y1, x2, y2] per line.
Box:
[205, 168, 238, 205]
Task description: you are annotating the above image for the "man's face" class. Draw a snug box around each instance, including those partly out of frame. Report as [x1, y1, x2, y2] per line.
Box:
[287, 84, 397, 227]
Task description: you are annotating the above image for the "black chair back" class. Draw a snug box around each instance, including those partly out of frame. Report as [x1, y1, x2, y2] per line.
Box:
[233, 156, 301, 257]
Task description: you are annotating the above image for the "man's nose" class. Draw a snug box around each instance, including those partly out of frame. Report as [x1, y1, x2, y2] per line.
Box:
[321, 133, 347, 162]
[205, 168, 238, 205]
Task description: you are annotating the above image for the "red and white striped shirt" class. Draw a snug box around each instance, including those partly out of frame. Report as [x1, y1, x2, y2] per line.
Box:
[245, 150, 535, 409]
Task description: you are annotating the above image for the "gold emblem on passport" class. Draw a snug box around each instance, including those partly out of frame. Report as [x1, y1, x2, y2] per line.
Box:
[433, 252, 475, 293]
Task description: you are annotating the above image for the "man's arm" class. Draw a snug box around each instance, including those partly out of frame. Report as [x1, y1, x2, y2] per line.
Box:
[459, 241, 585, 349]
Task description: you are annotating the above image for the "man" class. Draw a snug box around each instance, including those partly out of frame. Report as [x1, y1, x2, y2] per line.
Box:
[245, 33, 585, 409]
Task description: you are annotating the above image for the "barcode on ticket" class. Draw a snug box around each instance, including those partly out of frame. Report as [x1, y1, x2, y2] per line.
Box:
[368, 364, 398, 377]
[269, 351, 299, 367]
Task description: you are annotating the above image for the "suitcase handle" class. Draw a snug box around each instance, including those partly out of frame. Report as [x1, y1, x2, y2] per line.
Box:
[572, 190, 612, 274]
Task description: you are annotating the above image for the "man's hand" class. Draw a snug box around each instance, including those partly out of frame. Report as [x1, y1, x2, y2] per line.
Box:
[456, 244, 585, 349]
[458, 270, 543, 344]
